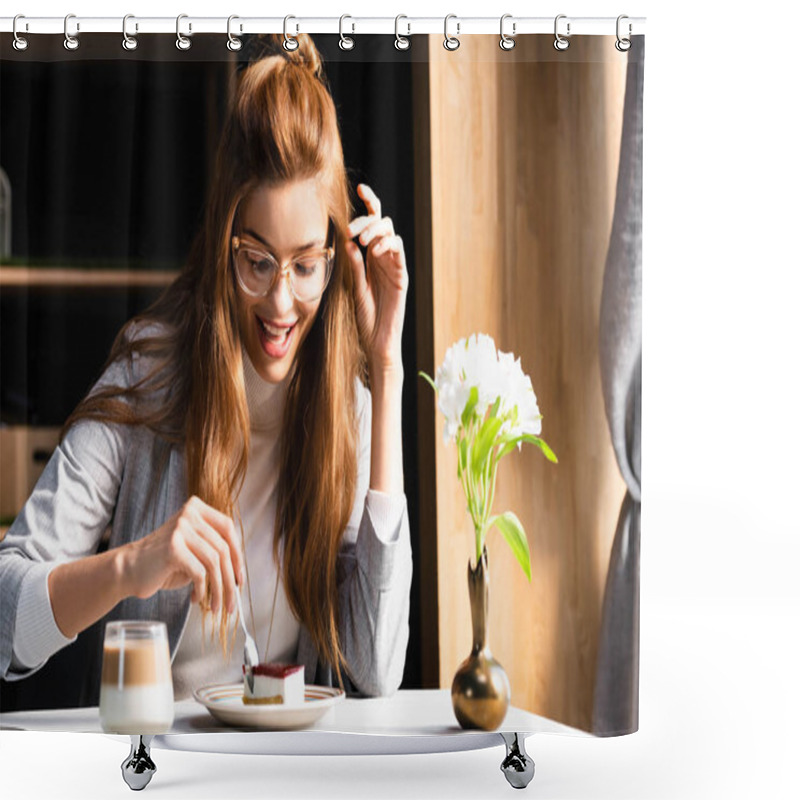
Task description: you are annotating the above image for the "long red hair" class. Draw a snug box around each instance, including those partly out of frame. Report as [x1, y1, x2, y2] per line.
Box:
[65, 35, 364, 686]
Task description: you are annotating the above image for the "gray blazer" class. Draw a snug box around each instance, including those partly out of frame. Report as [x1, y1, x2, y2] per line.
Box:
[0, 340, 412, 700]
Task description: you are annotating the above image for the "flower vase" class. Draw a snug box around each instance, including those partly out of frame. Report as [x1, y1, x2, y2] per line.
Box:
[451, 547, 510, 730]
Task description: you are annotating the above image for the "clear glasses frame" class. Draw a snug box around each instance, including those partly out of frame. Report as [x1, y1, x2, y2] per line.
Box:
[231, 233, 335, 304]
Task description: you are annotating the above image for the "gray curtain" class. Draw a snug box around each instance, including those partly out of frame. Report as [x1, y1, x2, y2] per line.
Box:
[593, 36, 644, 736]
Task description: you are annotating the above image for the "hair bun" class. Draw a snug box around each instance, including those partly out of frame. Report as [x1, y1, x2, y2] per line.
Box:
[245, 33, 323, 79]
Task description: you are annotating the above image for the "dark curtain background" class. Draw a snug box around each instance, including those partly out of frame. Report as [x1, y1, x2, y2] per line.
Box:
[0, 33, 421, 710]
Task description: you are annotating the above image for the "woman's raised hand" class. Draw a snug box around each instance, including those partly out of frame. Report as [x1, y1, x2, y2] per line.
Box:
[346, 184, 409, 376]
[119, 496, 245, 615]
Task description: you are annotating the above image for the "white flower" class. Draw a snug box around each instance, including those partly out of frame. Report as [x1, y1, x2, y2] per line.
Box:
[437, 380, 472, 442]
[433, 333, 541, 444]
[460, 333, 501, 417]
[435, 334, 495, 441]
[434, 335, 470, 441]
[423, 332, 555, 578]
[496, 349, 542, 441]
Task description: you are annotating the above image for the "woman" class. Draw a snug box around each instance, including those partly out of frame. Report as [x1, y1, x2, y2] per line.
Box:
[0, 35, 412, 702]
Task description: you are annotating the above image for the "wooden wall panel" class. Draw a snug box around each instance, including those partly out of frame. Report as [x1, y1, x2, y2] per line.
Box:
[0, 427, 61, 526]
[422, 36, 629, 731]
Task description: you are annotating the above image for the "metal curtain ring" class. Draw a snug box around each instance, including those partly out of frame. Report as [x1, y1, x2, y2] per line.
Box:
[176, 14, 192, 50]
[122, 14, 138, 51]
[499, 14, 516, 51]
[443, 14, 460, 51]
[12, 14, 29, 51]
[227, 15, 242, 51]
[394, 15, 410, 50]
[283, 15, 299, 51]
[339, 15, 355, 51]
[615, 14, 632, 52]
[554, 14, 570, 51]
[64, 13, 79, 51]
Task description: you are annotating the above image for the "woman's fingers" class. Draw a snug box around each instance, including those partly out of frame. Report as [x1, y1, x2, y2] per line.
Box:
[372, 234, 405, 260]
[348, 184, 386, 240]
[346, 184, 407, 372]
[358, 183, 381, 218]
[124, 497, 241, 609]
[182, 523, 225, 613]
[357, 217, 395, 248]
[192, 515, 239, 614]
[191, 497, 244, 586]
[183, 497, 240, 614]
[173, 536, 210, 607]
[348, 213, 385, 240]
[347, 215, 370, 239]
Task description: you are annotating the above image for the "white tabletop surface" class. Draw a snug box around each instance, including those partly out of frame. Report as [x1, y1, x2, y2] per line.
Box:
[3, 585, 798, 800]
[0, 688, 584, 757]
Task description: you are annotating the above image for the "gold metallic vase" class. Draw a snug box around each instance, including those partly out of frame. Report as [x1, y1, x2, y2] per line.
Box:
[451, 547, 510, 731]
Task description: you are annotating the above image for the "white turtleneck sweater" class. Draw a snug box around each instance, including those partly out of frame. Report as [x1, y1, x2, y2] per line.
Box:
[170, 351, 300, 700]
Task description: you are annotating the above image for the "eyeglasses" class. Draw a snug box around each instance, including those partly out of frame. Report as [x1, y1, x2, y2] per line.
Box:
[231, 234, 334, 304]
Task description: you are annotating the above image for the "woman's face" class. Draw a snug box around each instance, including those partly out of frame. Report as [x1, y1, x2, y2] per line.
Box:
[234, 179, 330, 384]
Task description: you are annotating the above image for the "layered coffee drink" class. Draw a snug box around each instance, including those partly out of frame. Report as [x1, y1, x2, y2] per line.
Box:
[99, 621, 174, 734]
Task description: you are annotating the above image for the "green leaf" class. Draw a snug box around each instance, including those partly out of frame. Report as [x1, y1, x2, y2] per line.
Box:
[487, 395, 502, 420]
[461, 385, 480, 428]
[418, 371, 438, 394]
[472, 416, 505, 473]
[518, 435, 558, 463]
[489, 511, 532, 582]
[496, 440, 518, 460]
[494, 433, 559, 464]
[458, 437, 468, 479]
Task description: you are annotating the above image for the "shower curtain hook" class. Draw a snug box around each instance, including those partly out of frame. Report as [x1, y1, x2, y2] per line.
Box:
[443, 14, 460, 51]
[395, 15, 410, 50]
[64, 13, 80, 51]
[615, 15, 632, 52]
[176, 14, 192, 50]
[122, 14, 138, 51]
[554, 14, 570, 51]
[499, 14, 516, 50]
[12, 15, 29, 51]
[339, 15, 355, 51]
[227, 15, 242, 51]
[283, 15, 299, 51]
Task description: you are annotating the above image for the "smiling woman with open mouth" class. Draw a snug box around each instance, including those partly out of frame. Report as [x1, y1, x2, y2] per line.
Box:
[0, 33, 412, 706]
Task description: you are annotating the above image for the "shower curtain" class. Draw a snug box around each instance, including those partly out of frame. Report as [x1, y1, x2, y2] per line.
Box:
[0, 27, 643, 738]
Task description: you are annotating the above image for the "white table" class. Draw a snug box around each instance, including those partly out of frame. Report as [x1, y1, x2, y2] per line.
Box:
[0, 689, 585, 790]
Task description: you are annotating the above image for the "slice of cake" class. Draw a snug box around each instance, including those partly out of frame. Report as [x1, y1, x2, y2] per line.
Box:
[242, 663, 304, 706]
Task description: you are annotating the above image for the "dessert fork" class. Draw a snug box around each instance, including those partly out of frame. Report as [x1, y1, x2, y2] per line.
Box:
[236, 585, 258, 694]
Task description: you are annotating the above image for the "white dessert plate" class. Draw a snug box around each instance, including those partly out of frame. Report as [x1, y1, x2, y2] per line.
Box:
[193, 682, 345, 730]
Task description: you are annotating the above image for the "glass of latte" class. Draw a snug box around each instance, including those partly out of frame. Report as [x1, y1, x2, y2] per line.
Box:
[99, 621, 174, 734]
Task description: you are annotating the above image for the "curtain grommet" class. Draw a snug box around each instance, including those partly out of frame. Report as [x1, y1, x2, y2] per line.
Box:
[615, 15, 632, 52]
[499, 14, 516, 51]
[339, 14, 355, 51]
[443, 14, 460, 51]
[122, 14, 138, 51]
[12, 14, 29, 51]
[394, 15, 410, 51]
[64, 13, 80, 51]
[283, 15, 299, 51]
[176, 13, 192, 51]
[227, 15, 242, 52]
[554, 14, 570, 51]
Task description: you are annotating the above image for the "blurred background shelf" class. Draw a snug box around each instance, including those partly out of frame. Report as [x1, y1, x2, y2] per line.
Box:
[0, 266, 178, 287]
[0, 425, 61, 526]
